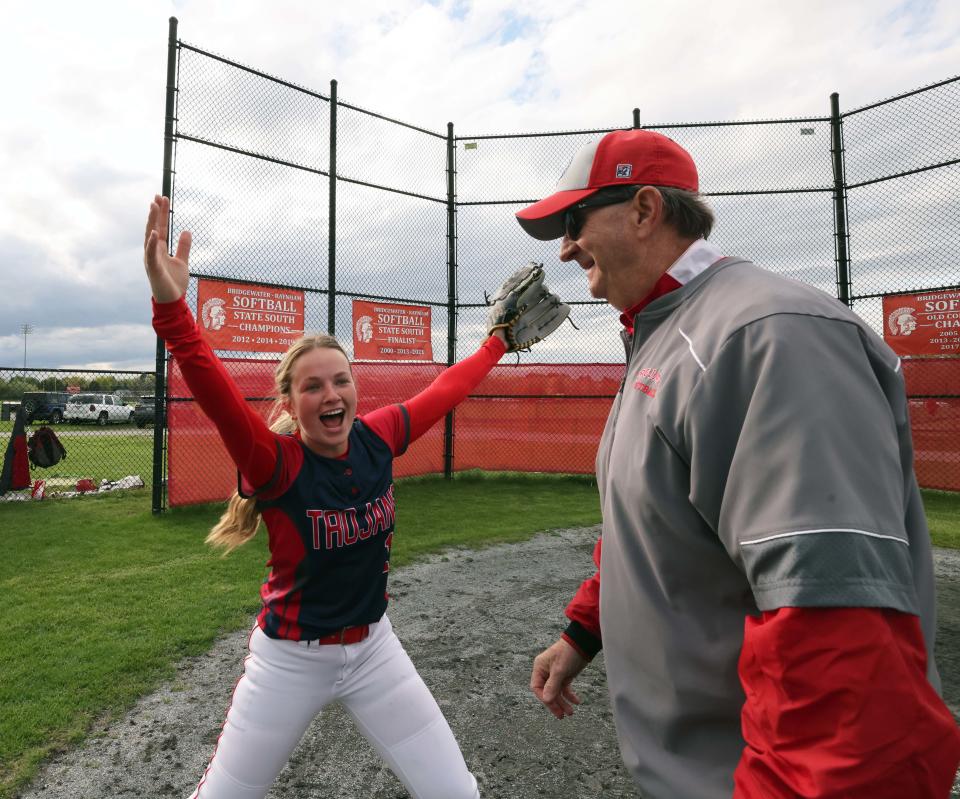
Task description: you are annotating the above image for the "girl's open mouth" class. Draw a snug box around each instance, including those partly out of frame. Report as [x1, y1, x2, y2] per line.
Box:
[320, 409, 345, 429]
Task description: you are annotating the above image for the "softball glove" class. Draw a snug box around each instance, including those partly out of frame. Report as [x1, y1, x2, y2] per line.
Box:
[486, 262, 570, 352]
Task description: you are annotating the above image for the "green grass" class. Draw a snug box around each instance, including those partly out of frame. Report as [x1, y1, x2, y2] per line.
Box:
[0, 429, 154, 487]
[389, 471, 602, 566]
[0, 472, 600, 798]
[0, 492, 261, 798]
[923, 489, 960, 549]
[39, 431, 155, 484]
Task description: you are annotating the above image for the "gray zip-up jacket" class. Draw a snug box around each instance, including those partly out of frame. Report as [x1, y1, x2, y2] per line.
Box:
[597, 256, 941, 798]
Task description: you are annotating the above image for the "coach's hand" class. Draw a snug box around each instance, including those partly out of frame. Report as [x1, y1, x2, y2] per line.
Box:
[530, 638, 588, 719]
[144, 195, 191, 303]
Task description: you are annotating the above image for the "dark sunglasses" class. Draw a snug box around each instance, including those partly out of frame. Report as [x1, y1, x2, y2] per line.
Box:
[563, 185, 642, 240]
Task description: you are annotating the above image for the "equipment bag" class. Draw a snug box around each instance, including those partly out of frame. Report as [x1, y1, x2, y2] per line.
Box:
[28, 426, 67, 468]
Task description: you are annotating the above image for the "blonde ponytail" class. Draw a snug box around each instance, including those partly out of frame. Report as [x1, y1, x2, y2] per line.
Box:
[205, 334, 349, 554]
[206, 492, 263, 554]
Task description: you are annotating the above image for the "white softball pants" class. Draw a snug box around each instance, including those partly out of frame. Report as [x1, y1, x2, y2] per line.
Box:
[187, 615, 479, 799]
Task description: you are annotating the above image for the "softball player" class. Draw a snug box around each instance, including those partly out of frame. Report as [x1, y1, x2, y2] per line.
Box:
[143, 195, 510, 799]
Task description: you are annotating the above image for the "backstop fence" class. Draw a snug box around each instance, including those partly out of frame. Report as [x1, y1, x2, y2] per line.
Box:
[154, 19, 958, 509]
[15, 19, 957, 510]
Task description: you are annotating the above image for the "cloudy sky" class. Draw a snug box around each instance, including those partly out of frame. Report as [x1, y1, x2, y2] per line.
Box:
[1, 0, 958, 371]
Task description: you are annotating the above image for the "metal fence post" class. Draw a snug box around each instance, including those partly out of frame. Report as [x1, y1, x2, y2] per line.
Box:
[829, 92, 852, 307]
[632, 108, 641, 128]
[152, 15, 179, 514]
[328, 79, 338, 335]
[443, 122, 457, 479]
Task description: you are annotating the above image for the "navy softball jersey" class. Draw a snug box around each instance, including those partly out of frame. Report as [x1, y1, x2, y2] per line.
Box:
[153, 296, 506, 641]
[251, 422, 400, 639]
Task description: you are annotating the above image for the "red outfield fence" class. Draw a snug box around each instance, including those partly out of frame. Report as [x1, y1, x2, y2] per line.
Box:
[167, 358, 958, 507]
[911, 398, 960, 492]
[154, 18, 959, 509]
[903, 357, 960, 493]
[167, 361, 621, 506]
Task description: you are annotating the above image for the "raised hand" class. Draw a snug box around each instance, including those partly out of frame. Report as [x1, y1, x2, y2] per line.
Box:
[143, 195, 192, 303]
[485, 262, 570, 353]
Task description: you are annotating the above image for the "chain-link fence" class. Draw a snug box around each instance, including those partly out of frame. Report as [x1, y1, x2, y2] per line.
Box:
[453, 116, 844, 490]
[0, 367, 157, 500]
[153, 20, 958, 509]
[0, 21, 894, 508]
[840, 79, 960, 494]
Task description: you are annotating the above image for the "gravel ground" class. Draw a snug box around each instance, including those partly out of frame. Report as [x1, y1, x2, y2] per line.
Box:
[16, 528, 960, 799]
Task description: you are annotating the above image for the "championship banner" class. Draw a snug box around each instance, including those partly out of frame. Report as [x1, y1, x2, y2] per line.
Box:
[352, 300, 433, 361]
[196, 279, 304, 354]
[882, 289, 960, 357]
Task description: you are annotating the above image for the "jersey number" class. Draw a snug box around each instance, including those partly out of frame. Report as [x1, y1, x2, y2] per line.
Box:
[382, 532, 393, 574]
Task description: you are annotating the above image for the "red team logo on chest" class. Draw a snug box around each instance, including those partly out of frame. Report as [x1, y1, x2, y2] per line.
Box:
[634, 367, 662, 398]
[306, 485, 396, 550]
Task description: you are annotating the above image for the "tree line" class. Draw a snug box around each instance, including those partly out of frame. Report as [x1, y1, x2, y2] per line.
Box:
[0, 371, 156, 402]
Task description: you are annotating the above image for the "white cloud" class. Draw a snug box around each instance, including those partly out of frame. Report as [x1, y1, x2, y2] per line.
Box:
[0, 0, 958, 370]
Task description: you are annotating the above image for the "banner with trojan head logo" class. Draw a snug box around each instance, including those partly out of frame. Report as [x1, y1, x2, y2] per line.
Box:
[882, 290, 960, 356]
[196, 279, 304, 354]
[352, 300, 433, 361]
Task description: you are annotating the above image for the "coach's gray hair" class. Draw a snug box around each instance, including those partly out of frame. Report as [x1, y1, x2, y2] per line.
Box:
[656, 186, 715, 240]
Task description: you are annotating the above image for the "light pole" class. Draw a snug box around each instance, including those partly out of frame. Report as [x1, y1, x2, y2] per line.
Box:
[21, 324, 33, 371]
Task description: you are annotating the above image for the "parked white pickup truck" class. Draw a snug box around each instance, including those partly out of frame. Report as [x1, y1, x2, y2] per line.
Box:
[65, 393, 135, 425]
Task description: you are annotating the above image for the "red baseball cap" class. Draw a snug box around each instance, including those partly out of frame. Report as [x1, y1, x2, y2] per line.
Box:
[516, 129, 699, 240]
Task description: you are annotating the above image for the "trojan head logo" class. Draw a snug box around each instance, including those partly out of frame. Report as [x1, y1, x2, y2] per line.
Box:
[887, 306, 917, 336]
[201, 297, 227, 331]
[633, 367, 661, 398]
[355, 315, 374, 343]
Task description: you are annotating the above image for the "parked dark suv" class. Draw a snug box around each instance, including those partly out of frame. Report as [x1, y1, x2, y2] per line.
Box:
[20, 391, 70, 424]
[133, 396, 158, 428]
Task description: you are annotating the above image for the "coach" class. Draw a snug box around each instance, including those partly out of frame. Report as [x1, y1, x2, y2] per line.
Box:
[518, 129, 960, 798]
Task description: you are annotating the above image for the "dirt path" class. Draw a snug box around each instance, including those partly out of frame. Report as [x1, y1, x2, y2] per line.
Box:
[17, 528, 960, 798]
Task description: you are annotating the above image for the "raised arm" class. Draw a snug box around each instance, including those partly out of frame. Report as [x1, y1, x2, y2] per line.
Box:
[144, 196, 280, 490]
[361, 334, 506, 454]
[363, 262, 569, 452]
[143, 195, 192, 304]
[403, 334, 507, 441]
